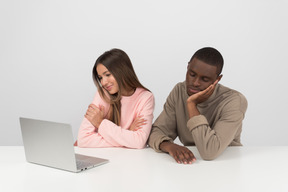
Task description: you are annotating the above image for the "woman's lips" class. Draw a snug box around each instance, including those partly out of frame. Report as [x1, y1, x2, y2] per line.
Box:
[105, 85, 112, 91]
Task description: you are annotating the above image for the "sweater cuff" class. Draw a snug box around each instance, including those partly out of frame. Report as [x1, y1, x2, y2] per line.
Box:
[187, 115, 209, 131]
[154, 137, 174, 153]
[97, 119, 110, 134]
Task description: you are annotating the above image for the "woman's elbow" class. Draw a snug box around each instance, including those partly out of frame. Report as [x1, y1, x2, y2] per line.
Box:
[130, 142, 147, 149]
[76, 137, 87, 148]
[129, 139, 148, 149]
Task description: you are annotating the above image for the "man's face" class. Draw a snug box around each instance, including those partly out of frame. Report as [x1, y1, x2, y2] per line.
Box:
[186, 58, 219, 96]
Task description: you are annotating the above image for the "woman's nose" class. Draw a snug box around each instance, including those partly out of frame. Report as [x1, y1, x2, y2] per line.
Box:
[101, 77, 108, 86]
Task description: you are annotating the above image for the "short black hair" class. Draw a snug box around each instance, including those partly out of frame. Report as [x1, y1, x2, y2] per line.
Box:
[189, 47, 224, 75]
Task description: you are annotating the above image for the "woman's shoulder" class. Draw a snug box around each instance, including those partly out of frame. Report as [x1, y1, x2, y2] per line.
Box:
[135, 87, 154, 99]
[134, 88, 155, 108]
[91, 89, 109, 105]
[124, 88, 154, 105]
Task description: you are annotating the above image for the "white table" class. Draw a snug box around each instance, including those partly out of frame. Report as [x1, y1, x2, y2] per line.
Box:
[1, 146, 288, 192]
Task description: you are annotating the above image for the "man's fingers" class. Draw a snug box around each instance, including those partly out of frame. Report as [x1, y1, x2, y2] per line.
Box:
[213, 79, 219, 85]
[172, 150, 196, 164]
[203, 84, 215, 96]
[172, 151, 187, 164]
[178, 152, 188, 164]
[172, 153, 182, 164]
[184, 151, 196, 163]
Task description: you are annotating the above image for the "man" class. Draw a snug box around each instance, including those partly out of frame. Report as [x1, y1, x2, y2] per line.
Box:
[148, 47, 248, 164]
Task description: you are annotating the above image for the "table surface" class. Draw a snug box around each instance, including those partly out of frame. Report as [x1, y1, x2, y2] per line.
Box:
[1, 146, 288, 192]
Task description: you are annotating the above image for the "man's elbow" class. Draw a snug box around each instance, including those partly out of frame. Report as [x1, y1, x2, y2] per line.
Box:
[199, 149, 221, 161]
[201, 154, 218, 161]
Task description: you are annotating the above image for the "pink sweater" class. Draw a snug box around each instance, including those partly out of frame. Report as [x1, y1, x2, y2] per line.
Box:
[77, 88, 155, 149]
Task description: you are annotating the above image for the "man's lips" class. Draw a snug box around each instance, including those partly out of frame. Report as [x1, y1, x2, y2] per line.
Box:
[188, 87, 201, 94]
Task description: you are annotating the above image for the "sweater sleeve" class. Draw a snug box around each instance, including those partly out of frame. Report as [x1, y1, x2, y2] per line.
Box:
[77, 91, 117, 148]
[187, 93, 248, 160]
[148, 85, 179, 152]
[98, 93, 155, 149]
[77, 118, 120, 148]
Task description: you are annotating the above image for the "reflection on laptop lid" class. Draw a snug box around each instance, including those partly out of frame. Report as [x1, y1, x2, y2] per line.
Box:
[19, 117, 108, 173]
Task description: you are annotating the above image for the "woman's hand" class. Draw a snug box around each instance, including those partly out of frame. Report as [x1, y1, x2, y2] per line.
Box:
[84, 104, 105, 128]
[129, 115, 147, 131]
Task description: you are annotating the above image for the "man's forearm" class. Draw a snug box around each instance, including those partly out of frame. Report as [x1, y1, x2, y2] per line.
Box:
[187, 102, 200, 118]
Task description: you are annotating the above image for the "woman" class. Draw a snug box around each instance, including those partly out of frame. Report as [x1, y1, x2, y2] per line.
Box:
[77, 48, 154, 149]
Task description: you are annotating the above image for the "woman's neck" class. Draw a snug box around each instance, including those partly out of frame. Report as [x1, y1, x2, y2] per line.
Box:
[121, 87, 136, 96]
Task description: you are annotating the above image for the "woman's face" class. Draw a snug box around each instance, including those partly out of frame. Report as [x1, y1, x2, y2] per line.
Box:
[96, 64, 119, 95]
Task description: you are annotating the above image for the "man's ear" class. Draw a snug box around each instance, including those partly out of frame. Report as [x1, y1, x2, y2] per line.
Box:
[217, 74, 223, 82]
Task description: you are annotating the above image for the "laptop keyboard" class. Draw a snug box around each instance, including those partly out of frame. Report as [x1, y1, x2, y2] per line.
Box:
[75, 153, 108, 171]
[75, 154, 96, 170]
[76, 160, 94, 170]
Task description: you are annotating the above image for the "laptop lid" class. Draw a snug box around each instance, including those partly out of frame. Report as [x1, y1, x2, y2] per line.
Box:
[19, 117, 108, 172]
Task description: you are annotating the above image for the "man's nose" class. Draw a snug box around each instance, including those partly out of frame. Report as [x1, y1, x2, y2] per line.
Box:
[192, 77, 200, 87]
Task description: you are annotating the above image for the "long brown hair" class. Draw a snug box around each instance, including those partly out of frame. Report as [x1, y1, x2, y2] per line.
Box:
[92, 48, 150, 126]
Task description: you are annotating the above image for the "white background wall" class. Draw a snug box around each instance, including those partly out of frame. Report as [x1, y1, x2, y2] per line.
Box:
[1, 0, 287, 146]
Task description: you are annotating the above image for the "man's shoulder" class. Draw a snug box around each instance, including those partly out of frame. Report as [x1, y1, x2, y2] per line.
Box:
[164, 81, 187, 103]
[172, 81, 186, 92]
[218, 84, 246, 99]
[217, 84, 248, 109]
[168, 81, 187, 97]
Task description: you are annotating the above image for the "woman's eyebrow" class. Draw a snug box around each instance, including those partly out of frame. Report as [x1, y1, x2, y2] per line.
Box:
[99, 70, 109, 76]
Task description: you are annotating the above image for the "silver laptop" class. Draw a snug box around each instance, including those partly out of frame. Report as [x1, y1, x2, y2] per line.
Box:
[19, 117, 109, 173]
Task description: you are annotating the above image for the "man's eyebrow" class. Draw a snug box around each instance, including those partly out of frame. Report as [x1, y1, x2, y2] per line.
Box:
[202, 76, 211, 79]
[189, 69, 212, 79]
[188, 68, 195, 72]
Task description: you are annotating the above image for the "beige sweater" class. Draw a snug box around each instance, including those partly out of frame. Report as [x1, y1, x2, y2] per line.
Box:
[148, 81, 248, 160]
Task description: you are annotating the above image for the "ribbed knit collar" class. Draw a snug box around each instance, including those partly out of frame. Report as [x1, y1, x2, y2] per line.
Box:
[121, 88, 141, 101]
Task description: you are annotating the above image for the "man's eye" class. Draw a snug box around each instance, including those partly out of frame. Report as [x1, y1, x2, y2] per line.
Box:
[202, 78, 210, 82]
[190, 73, 195, 77]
